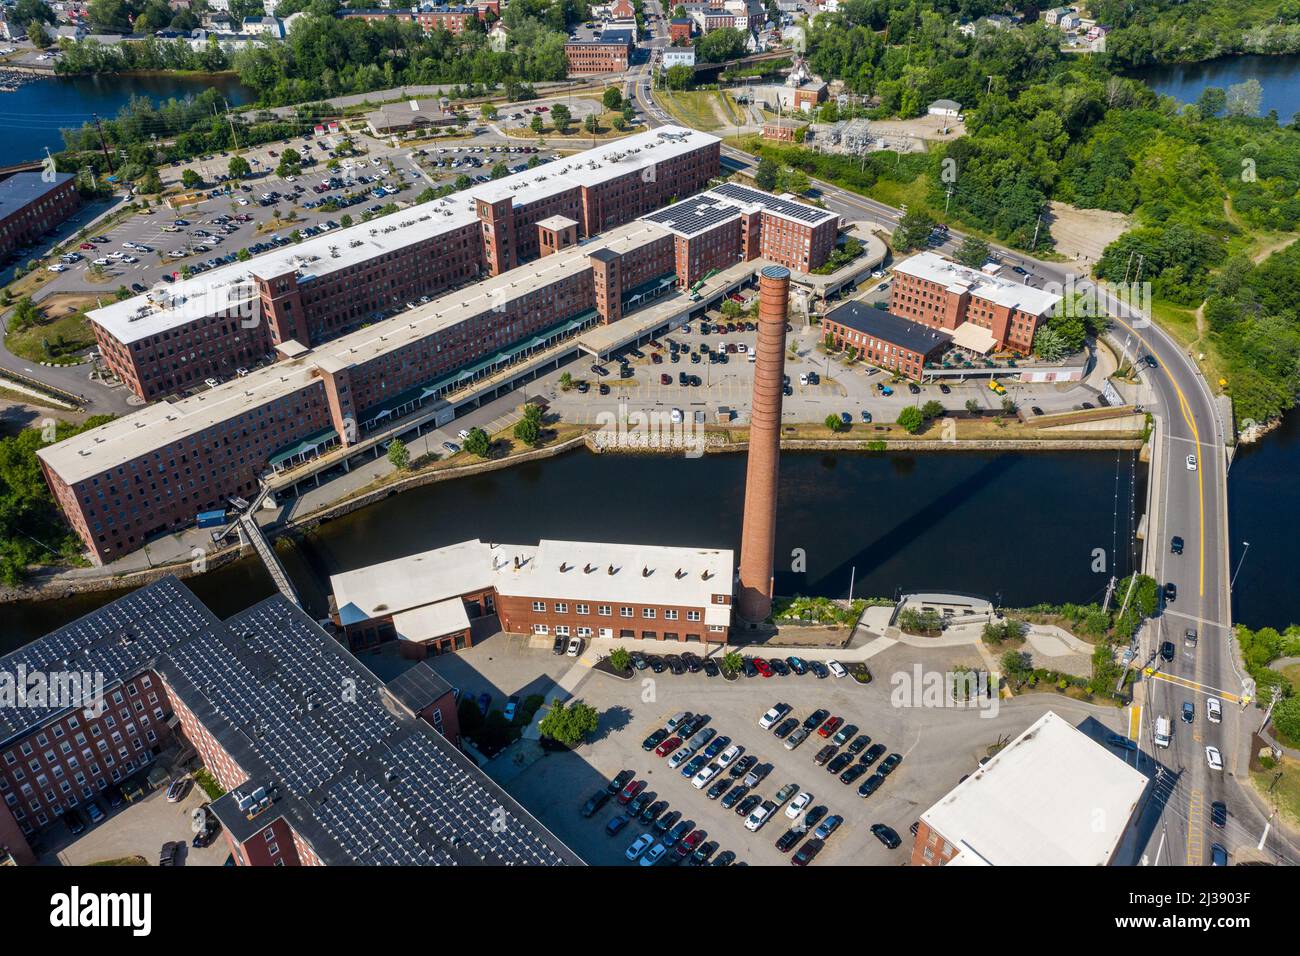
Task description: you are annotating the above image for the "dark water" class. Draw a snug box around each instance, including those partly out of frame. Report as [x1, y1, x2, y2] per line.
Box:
[1228, 413, 1300, 630]
[2, 448, 1145, 651]
[1132, 53, 1300, 121]
[0, 73, 253, 166]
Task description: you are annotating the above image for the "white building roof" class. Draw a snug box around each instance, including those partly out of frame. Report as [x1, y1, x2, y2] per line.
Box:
[88, 126, 716, 346]
[950, 321, 997, 354]
[333, 539, 498, 625]
[919, 711, 1147, 866]
[892, 250, 1062, 317]
[392, 598, 472, 643]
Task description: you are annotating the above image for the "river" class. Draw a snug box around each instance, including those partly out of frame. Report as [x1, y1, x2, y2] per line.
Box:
[1, 448, 1146, 651]
[0, 72, 253, 167]
[1132, 52, 1300, 120]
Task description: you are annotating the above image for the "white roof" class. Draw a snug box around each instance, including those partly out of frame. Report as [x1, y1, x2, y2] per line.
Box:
[331, 538, 734, 625]
[89, 126, 716, 346]
[392, 598, 472, 643]
[950, 321, 997, 354]
[892, 251, 1061, 317]
[919, 711, 1147, 866]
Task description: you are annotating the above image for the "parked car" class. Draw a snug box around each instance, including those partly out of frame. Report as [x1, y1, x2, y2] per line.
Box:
[744, 800, 777, 832]
[581, 791, 611, 817]
[871, 823, 901, 848]
[791, 837, 823, 866]
[642, 728, 670, 751]
[166, 778, 191, 803]
[159, 840, 182, 866]
[784, 726, 811, 750]
[607, 769, 635, 796]
[759, 703, 790, 729]
[639, 842, 669, 867]
[818, 716, 844, 739]
[625, 833, 655, 861]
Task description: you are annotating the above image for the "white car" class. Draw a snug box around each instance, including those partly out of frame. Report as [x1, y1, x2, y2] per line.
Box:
[716, 743, 743, 768]
[744, 801, 775, 832]
[670, 407, 683, 424]
[1205, 745, 1223, 770]
[625, 833, 655, 861]
[827, 660, 848, 678]
[1207, 697, 1222, 723]
[691, 765, 719, 790]
[798, 372, 809, 386]
[785, 790, 812, 819]
[566, 637, 582, 657]
[204, 378, 219, 389]
[759, 704, 790, 730]
[639, 842, 668, 866]
[457, 429, 471, 441]
[46, 263, 67, 273]
[238, 198, 249, 205]
[93, 257, 111, 265]
[1186, 453, 1198, 471]
[285, 175, 296, 182]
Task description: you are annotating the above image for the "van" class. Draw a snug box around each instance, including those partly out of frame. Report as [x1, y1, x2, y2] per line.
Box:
[1154, 716, 1172, 748]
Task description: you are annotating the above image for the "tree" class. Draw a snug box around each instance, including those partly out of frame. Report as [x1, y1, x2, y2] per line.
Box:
[954, 236, 991, 268]
[612, 116, 627, 132]
[480, 103, 498, 120]
[339, 214, 353, 227]
[897, 405, 924, 433]
[537, 699, 599, 746]
[139, 167, 163, 195]
[721, 650, 743, 678]
[1000, 396, 1018, 415]
[965, 398, 981, 415]
[824, 412, 845, 432]
[228, 156, 252, 179]
[181, 168, 202, 189]
[550, 103, 571, 133]
[892, 210, 935, 251]
[609, 647, 632, 673]
[665, 64, 693, 90]
[1272, 695, 1300, 744]
[15, 0, 56, 25]
[463, 426, 490, 457]
[513, 403, 543, 446]
[920, 400, 945, 420]
[29, 20, 50, 48]
[583, 114, 599, 134]
[696, 26, 746, 63]
[1224, 79, 1263, 118]
[531, 114, 545, 134]
[491, 162, 509, 179]
[88, 0, 132, 32]
[276, 148, 302, 177]
[1196, 87, 1226, 118]
[754, 157, 778, 191]
[602, 86, 623, 110]
[386, 438, 410, 470]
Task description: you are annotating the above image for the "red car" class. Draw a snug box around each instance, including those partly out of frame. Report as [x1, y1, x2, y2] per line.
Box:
[80, 242, 96, 250]
[817, 716, 843, 738]
[675, 828, 705, 858]
[655, 735, 682, 757]
[617, 779, 645, 805]
[754, 657, 773, 678]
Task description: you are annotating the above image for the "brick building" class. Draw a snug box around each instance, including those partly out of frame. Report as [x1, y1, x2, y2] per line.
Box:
[89, 127, 719, 401]
[39, 177, 846, 569]
[911, 711, 1146, 866]
[821, 301, 952, 380]
[762, 118, 803, 142]
[332, 539, 735, 647]
[565, 29, 633, 74]
[669, 17, 693, 43]
[340, 4, 492, 35]
[0, 172, 81, 263]
[0, 577, 577, 866]
[888, 251, 1062, 354]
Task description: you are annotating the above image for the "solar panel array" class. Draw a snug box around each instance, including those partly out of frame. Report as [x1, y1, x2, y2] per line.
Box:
[644, 196, 739, 236]
[0, 578, 211, 743]
[711, 181, 833, 224]
[316, 775, 440, 866]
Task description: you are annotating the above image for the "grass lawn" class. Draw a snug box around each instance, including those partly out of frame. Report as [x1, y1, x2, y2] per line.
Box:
[88, 855, 149, 866]
[5, 308, 96, 364]
[659, 90, 727, 131]
[1251, 754, 1300, 831]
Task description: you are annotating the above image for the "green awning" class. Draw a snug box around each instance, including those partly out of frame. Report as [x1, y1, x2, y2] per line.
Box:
[268, 427, 338, 467]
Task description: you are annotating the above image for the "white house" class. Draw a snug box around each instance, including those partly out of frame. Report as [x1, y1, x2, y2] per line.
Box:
[662, 47, 695, 67]
[927, 99, 961, 118]
[207, 0, 230, 11]
[241, 15, 284, 38]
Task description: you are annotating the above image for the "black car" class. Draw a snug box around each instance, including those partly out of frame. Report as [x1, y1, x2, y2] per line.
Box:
[552, 635, 566, 655]
[871, 823, 901, 848]
[1160, 641, 1176, 662]
[1144, 354, 1158, 369]
[711, 850, 737, 866]
[720, 784, 750, 809]
[606, 813, 632, 837]
[607, 769, 635, 796]
[702, 658, 720, 678]
[774, 717, 799, 739]
[827, 752, 853, 774]
[803, 709, 831, 732]
[63, 809, 86, 835]
[808, 660, 830, 679]
[814, 745, 838, 766]
[691, 840, 718, 866]
[908, 383, 921, 394]
[648, 655, 667, 673]
[786, 656, 808, 675]
[1171, 535, 1184, 555]
[860, 743, 887, 766]
[640, 799, 668, 825]
[729, 755, 757, 779]
[840, 763, 870, 785]
[654, 809, 681, 834]
[642, 728, 669, 751]
[879, 753, 903, 776]
[775, 828, 803, 853]
[939, 384, 951, 394]
[1211, 801, 1227, 829]
[857, 773, 885, 798]
[581, 790, 611, 817]
[707, 776, 732, 800]
[678, 714, 708, 738]
[629, 786, 655, 814]
[769, 658, 790, 677]
[742, 657, 759, 678]
[1164, 581, 1178, 602]
[631, 652, 649, 671]
[682, 652, 702, 673]
[159, 840, 182, 866]
[791, 837, 824, 866]
[667, 655, 685, 675]
[804, 805, 828, 829]
[846, 734, 872, 756]
[1031, 406, 1044, 416]
[735, 794, 762, 817]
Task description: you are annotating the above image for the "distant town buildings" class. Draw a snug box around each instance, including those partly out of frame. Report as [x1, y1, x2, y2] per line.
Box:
[910, 711, 1147, 865]
[761, 117, 803, 142]
[0, 172, 81, 264]
[564, 27, 634, 74]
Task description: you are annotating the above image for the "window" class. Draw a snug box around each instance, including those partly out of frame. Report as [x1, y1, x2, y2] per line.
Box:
[554, 602, 568, 614]
[598, 605, 612, 616]
[532, 624, 549, 635]
[686, 610, 701, 621]
[575, 603, 589, 615]
[664, 609, 678, 620]
[642, 608, 656, 619]
[620, 606, 633, 618]
[532, 601, 545, 612]
[577, 626, 592, 637]
[555, 625, 570, 637]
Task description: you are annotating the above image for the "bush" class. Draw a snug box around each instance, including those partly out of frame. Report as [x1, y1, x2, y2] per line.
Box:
[898, 607, 944, 636]
[897, 405, 924, 434]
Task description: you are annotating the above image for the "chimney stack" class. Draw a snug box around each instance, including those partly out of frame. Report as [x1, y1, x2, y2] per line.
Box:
[736, 265, 790, 624]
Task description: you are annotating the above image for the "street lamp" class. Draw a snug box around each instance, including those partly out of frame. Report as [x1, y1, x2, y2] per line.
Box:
[1230, 541, 1251, 590]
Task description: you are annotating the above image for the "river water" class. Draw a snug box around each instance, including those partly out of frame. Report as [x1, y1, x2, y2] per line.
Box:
[2, 448, 1146, 651]
[0, 72, 253, 166]
[1132, 52, 1300, 120]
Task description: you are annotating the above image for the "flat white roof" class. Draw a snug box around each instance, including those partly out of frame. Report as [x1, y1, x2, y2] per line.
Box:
[919, 711, 1147, 866]
[392, 598, 472, 643]
[89, 126, 716, 345]
[950, 321, 997, 354]
[332, 538, 734, 624]
[892, 250, 1061, 317]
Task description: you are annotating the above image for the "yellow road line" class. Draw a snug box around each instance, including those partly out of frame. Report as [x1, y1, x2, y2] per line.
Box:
[1186, 790, 1204, 866]
[1128, 704, 1142, 741]
[1142, 668, 1240, 702]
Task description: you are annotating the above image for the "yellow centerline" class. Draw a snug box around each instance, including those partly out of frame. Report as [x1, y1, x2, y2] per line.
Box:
[1110, 315, 1206, 598]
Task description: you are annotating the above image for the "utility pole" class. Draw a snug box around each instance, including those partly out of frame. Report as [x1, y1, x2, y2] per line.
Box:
[92, 113, 115, 176]
[1030, 209, 1042, 251]
[223, 97, 240, 152]
[944, 184, 953, 216]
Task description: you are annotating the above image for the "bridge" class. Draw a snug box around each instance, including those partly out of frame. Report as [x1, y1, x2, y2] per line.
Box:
[0, 160, 46, 178]
[237, 513, 301, 609]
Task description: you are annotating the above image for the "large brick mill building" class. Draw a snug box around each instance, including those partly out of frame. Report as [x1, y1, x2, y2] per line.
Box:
[330, 538, 735, 654]
[39, 148, 843, 568]
[888, 251, 1062, 355]
[0, 171, 81, 263]
[821, 301, 952, 381]
[0, 577, 579, 866]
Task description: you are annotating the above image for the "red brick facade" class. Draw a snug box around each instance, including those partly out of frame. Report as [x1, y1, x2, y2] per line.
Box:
[889, 268, 1046, 354]
[0, 173, 81, 262]
[565, 40, 631, 74]
[495, 592, 731, 642]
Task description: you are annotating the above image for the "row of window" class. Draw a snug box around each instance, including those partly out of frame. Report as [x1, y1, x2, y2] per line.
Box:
[528, 600, 702, 621]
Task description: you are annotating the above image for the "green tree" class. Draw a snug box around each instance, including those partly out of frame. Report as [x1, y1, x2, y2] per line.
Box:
[665, 63, 693, 90]
[755, 157, 778, 191]
[531, 114, 545, 134]
[721, 650, 743, 678]
[824, 412, 845, 432]
[609, 646, 632, 673]
[1270, 695, 1300, 744]
[602, 86, 623, 110]
[386, 438, 410, 470]
[897, 405, 924, 433]
[550, 103, 572, 132]
[583, 114, 599, 134]
[276, 148, 302, 177]
[480, 103, 498, 120]
[491, 162, 509, 179]
[920, 399, 945, 420]
[892, 210, 934, 252]
[537, 699, 599, 746]
[181, 168, 202, 189]
[513, 403, 543, 446]
[612, 116, 627, 131]
[1196, 87, 1226, 118]
[139, 167, 163, 195]
[463, 426, 490, 458]
[954, 236, 991, 268]
[29, 20, 50, 48]
[228, 155, 252, 179]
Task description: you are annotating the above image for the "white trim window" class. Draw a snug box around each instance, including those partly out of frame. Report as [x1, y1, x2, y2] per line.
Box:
[532, 624, 549, 635]
[664, 609, 679, 620]
[555, 625, 571, 637]
[554, 602, 568, 614]
[642, 608, 656, 619]
[532, 601, 545, 612]
[598, 605, 612, 616]
[576, 603, 590, 615]
[577, 626, 592, 637]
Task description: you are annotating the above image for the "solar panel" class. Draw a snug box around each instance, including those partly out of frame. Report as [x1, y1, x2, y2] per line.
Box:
[711, 182, 831, 224]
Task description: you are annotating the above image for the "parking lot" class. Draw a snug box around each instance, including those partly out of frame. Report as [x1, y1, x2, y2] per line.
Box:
[425, 633, 1130, 866]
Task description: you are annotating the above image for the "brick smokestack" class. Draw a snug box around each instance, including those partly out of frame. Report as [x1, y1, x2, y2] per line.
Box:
[736, 265, 789, 624]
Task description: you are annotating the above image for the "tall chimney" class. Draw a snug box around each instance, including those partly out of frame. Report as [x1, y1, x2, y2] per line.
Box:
[736, 265, 790, 624]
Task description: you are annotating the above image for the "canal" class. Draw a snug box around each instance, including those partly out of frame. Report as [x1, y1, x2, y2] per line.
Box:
[0, 72, 254, 167]
[2, 447, 1146, 651]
